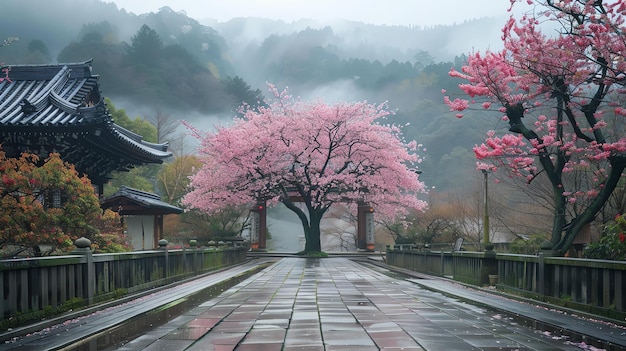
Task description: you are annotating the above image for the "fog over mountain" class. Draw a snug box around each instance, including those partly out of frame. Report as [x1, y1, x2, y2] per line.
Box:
[209, 16, 505, 65]
[0, 0, 509, 191]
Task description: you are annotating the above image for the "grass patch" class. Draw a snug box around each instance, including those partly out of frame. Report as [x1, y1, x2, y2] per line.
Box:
[296, 251, 329, 258]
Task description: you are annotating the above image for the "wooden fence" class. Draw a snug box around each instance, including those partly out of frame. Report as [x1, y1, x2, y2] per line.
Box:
[0, 239, 248, 322]
[387, 248, 626, 319]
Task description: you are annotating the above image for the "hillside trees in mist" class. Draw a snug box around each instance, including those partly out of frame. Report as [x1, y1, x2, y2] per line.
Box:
[0, 1, 488, 192]
[1, 0, 504, 211]
[127, 24, 163, 67]
[56, 22, 244, 113]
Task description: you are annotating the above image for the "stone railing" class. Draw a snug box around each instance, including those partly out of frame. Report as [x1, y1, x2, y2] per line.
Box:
[0, 238, 249, 323]
[386, 248, 626, 319]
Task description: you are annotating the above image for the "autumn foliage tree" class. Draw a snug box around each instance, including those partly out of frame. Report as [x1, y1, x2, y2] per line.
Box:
[183, 85, 427, 253]
[445, 0, 626, 255]
[0, 150, 101, 255]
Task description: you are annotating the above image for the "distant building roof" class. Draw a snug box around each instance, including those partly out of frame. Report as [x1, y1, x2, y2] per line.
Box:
[100, 186, 183, 215]
[0, 60, 171, 186]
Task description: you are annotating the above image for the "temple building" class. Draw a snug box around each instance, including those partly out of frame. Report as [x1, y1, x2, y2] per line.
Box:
[100, 186, 182, 250]
[0, 60, 176, 250]
[0, 60, 171, 194]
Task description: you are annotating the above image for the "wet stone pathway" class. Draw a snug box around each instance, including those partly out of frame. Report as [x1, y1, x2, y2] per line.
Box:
[112, 257, 591, 351]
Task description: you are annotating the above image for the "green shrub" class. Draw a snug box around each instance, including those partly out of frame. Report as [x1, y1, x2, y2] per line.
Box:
[509, 234, 547, 255]
[584, 214, 626, 260]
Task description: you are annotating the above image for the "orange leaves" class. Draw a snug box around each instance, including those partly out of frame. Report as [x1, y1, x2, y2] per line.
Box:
[0, 148, 101, 253]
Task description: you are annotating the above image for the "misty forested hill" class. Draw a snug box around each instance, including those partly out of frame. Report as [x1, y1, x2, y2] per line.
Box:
[0, 0, 504, 190]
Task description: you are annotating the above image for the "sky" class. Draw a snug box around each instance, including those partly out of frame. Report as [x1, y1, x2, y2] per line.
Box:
[107, 0, 513, 27]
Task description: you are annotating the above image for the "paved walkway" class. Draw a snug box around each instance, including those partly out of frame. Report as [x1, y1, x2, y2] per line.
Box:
[3, 257, 626, 350]
[108, 258, 625, 350]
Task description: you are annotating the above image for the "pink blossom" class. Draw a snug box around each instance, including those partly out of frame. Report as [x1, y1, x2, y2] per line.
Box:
[444, 96, 469, 111]
[183, 85, 428, 223]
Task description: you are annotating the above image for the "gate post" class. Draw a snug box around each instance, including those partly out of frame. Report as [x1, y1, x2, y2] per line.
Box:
[357, 202, 374, 251]
[357, 202, 367, 250]
[365, 207, 375, 251]
[250, 202, 267, 250]
[249, 209, 260, 249]
[258, 201, 267, 249]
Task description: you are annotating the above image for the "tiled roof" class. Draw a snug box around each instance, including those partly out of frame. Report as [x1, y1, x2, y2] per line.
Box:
[101, 186, 183, 215]
[0, 60, 172, 184]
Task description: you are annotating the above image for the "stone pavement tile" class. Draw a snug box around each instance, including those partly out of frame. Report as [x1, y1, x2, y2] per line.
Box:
[462, 334, 531, 349]
[187, 317, 221, 329]
[187, 332, 246, 351]
[222, 312, 259, 321]
[239, 328, 286, 344]
[162, 326, 212, 340]
[284, 327, 323, 346]
[283, 346, 325, 351]
[322, 329, 376, 347]
[415, 340, 482, 351]
[325, 345, 379, 351]
[293, 302, 318, 310]
[361, 321, 403, 332]
[368, 330, 421, 348]
[350, 312, 385, 323]
[502, 332, 583, 350]
[235, 343, 283, 351]
[291, 310, 320, 321]
[394, 321, 438, 333]
[317, 301, 345, 308]
[209, 321, 254, 332]
[437, 320, 487, 330]
[202, 306, 236, 318]
[185, 343, 234, 351]
[140, 339, 194, 351]
[230, 305, 264, 313]
[252, 318, 290, 328]
[319, 314, 357, 324]
[443, 325, 497, 336]
[258, 310, 292, 319]
[112, 334, 159, 351]
[266, 299, 295, 306]
[287, 319, 321, 327]
[320, 322, 364, 332]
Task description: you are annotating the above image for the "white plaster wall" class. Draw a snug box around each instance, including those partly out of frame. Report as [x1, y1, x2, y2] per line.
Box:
[125, 215, 155, 250]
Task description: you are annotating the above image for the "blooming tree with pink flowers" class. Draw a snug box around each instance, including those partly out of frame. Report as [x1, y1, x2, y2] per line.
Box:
[183, 86, 427, 253]
[445, 0, 626, 255]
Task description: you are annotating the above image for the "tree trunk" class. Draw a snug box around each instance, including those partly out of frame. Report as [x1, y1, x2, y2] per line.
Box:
[554, 157, 626, 255]
[282, 198, 326, 253]
[305, 210, 323, 252]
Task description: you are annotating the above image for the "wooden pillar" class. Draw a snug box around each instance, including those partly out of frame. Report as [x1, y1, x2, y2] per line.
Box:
[153, 215, 160, 249]
[365, 207, 375, 251]
[357, 202, 373, 250]
[250, 201, 267, 250]
[258, 201, 267, 250]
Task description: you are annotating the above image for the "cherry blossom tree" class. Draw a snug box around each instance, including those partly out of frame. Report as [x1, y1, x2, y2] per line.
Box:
[183, 85, 427, 253]
[445, 0, 626, 255]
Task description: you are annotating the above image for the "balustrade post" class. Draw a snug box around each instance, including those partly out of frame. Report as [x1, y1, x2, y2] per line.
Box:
[481, 250, 497, 286]
[72, 237, 95, 305]
[158, 239, 169, 281]
[538, 252, 545, 295]
[189, 240, 198, 273]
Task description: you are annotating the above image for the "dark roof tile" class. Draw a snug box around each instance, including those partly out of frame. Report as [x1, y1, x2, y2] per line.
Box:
[0, 60, 172, 185]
